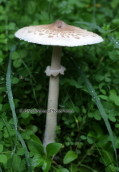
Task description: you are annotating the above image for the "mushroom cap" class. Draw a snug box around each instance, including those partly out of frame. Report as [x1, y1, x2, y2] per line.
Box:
[15, 20, 103, 47]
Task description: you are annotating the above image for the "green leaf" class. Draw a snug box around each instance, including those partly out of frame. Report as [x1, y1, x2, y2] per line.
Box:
[110, 89, 117, 95]
[27, 1, 36, 14]
[42, 158, 51, 172]
[0, 58, 3, 63]
[30, 134, 42, 144]
[70, 163, 78, 172]
[0, 120, 4, 130]
[12, 154, 21, 171]
[21, 131, 32, 140]
[57, 168, 70, 172]
[11, 77, 19, 84]
[96, 75, 105, 81]
[109, 95, 119, 106]
[100, 89, 106, 95]
[0, 132, 3, 140]
[17, 147, 26, 155]
[87, 136, 94, 144]
[27, 140, 44, 155]
[102, 102, 114, 111]
[97, 135, 109, 148]
[9, 118, 15, 125]
[79, 167, 88, 172]
[94, 110, 101, 121]
[0, 104, 3, 111]
[80, 135, 87, 140]
[108, 115, 116, 122]
[35, 85, 42, 90]
[31, 154, 44, 167]
[11, 51, 20, 60]
[112, 18, 119, 24]
[63, 151, 78, 164]
[102, 150, 116, 172]
[93, 122, 103, 138]
[88, 112, 94, 118]
[73, 106, 80, 113]
[27, 125, 38, 133]
[88, 131, 96, 138]
[70, 79, 81, 88]
[99, 95, 108, 100]
[77, 76, 84, 85]
[46, 143, 62, 156]
[60, 78, 70, 85]
[0, 154, 7, 164]
[21, 111, 30, 118]
[113, 78, 119, 84]
[0, 144, 3, 153]
[13, 58, 22, 68]
[8, 22, 16, 30]
[115, 124, 119, 128]
[19, 49, 28, 58]
[105, 76, 111, 82]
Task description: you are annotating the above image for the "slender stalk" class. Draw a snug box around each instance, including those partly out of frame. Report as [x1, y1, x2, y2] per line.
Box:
[79, 163, 95, 171]
[43, 46, 62, 148]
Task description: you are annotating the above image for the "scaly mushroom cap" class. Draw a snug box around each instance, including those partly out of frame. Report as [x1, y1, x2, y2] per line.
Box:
[15, 20, 103, 47]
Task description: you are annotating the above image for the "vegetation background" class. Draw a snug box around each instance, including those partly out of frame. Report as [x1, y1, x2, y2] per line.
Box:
[0, 0, 119, 171]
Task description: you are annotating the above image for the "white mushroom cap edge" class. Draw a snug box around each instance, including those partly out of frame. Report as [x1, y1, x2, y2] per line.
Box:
[15, 20, 103, 47]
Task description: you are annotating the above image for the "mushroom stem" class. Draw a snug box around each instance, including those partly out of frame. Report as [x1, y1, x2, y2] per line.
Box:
[43, 46, 62, 148]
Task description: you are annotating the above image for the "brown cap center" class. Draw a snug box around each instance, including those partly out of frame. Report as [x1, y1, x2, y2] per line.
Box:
[50, 20, 67, 29]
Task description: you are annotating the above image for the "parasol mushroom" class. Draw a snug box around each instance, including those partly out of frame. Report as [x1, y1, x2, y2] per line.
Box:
[15, 20, 103, 148]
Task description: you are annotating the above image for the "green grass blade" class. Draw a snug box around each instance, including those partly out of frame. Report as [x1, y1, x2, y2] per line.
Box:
[75, 21, 104, 32]
[6, 45, 17, 156]
[94, 143, 112, 172]
[108, 36, 119, 49]
[11, 125, 32, 172]
[21, 59, 36, 83]
[69, 57, 118, 164]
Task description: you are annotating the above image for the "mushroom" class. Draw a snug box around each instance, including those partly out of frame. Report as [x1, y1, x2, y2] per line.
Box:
[15, 20, 103, 148]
